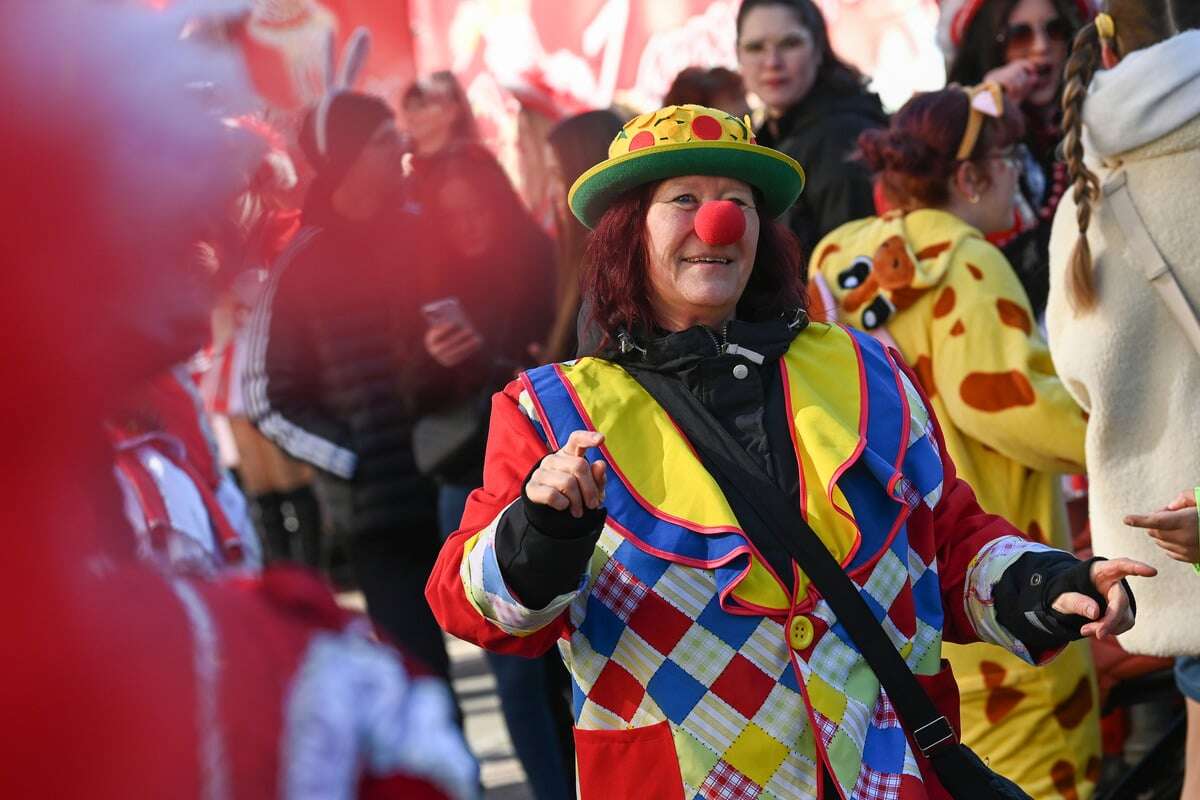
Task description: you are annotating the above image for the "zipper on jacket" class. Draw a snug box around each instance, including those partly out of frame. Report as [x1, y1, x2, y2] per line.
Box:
[704, 322, 730, 356]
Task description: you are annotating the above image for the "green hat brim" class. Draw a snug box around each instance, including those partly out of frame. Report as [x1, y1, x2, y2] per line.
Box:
[568, 140, 806, 229]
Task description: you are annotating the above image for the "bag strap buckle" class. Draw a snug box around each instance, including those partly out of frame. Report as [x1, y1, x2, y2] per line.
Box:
[914, 716, 956, 756]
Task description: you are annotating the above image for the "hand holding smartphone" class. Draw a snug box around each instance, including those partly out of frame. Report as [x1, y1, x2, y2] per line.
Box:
[421, 296, 483, 367]
[421, 296, 470, 329]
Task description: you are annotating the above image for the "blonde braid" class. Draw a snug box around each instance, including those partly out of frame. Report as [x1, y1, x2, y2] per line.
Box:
[1061, 21, 1102, 313]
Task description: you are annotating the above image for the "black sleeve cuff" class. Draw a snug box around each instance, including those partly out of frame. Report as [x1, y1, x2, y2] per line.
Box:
[995, 553, 1108, 660]
[493, 460, 606, 610]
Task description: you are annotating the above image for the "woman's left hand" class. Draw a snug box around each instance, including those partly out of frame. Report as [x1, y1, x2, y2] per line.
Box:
[1125, 492, 1200, 564]
[1049, 558, 1157, 640]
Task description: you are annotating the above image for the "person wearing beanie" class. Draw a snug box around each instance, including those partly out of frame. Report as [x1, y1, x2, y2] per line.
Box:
[296, 90, 405, 224]
[244, 90, 463, 692]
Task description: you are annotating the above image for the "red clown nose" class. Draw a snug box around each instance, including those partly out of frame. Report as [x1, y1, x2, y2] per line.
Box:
[694, 200, 746, 246]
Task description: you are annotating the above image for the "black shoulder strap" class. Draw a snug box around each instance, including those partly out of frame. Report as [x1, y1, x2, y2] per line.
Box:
[623, 364, 957, 759]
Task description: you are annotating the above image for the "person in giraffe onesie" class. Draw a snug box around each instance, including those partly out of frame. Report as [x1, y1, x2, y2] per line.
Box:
[811, 83, 1101, 799]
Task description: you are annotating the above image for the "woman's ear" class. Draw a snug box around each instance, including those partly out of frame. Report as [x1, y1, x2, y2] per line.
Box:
[1100, 40, 1120, 69]
[951, 160, 985, 204]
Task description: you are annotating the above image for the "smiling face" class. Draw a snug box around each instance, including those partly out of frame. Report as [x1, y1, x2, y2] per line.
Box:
[1004, 0, 1071, 108]
[737, 4, 820, 117]
[403, 93, 456, 156]
[643, 175, 760, 331]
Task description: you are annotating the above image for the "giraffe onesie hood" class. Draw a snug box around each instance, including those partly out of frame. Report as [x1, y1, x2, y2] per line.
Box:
[813, 208, 1101, 800]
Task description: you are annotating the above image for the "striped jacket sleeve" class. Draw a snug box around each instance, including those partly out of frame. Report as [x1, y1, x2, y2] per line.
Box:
[426, 380, 576, 657]
[242, 228, 358, 479]
[895, 358, 1066, 663]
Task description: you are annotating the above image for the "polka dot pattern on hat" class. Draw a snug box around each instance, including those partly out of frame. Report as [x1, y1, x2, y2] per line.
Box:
[606, 104, 756, 159]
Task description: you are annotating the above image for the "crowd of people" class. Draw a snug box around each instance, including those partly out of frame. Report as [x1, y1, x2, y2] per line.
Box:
[8, 0, 1200, 798]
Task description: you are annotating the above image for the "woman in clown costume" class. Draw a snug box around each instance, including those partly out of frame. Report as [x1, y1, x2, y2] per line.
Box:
[810, 85, 1101, 799]
[427, 103, 1150, 800]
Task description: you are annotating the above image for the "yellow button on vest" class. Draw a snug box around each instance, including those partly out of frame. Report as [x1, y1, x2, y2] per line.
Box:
[789, 616, 814, 650]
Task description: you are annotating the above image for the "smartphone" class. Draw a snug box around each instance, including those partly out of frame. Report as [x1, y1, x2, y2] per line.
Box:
[421, 296, 469, 328]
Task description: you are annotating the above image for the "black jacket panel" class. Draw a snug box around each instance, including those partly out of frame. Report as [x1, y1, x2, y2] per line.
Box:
[244, 214, 442, 537]
[756, 84, 888, 261]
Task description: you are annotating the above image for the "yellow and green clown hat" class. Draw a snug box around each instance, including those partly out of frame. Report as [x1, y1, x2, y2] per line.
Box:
[568, 104, 806, 230]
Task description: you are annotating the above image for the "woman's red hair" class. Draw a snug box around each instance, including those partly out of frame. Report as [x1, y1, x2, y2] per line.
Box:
[857, 86, 1024, 211]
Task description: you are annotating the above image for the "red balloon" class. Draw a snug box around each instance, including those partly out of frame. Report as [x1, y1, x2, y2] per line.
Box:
[694, 200, 746, 246]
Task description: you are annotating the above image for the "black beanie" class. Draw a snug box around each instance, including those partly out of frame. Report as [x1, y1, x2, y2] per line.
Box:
[299, 91, 394, 186]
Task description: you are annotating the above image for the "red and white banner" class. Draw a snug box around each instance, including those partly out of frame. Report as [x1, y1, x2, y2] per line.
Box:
[161, 0, 946, 174]
[403, 0, 944, 173]
[227, 0, 943, 111]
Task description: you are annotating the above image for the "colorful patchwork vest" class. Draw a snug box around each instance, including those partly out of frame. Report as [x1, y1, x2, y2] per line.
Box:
[519, 323, 952, 800]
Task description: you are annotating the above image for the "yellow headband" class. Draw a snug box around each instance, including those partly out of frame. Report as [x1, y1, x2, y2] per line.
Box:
[956, 82, 1006, 161]
[1095, 12, 1116, 41]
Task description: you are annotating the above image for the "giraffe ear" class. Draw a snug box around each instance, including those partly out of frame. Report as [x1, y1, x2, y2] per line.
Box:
[970, 87, 1001, 117]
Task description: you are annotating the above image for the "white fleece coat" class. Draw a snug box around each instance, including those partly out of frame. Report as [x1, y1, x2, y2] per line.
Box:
[1047, 30, 1200, 656]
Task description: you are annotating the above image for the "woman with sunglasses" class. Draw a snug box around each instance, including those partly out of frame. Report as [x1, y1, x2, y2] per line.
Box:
[812, 83, 1103, 799]
[943, 0, 1092, 319]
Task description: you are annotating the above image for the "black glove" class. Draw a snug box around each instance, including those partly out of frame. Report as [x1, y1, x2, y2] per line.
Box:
[995, 553, 1135, 659]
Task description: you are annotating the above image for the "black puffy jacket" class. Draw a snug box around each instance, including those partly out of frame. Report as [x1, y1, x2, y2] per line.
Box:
[756, 82, 887, 263]
[244, 209, 442, 538]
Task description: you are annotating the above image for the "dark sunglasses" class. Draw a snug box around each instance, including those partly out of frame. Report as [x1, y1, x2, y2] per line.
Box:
[998, 17, 1073, 49]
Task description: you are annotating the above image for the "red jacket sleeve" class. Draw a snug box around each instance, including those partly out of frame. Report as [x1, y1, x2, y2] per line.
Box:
[424, 379, 571, 656]
[895, 355, 1028, 645]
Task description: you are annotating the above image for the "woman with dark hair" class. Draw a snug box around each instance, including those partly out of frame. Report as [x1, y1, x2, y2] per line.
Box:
[541, 109, 624, 363]
[943, 0, 1093, 316]
[1047, 2, 1200, 792]
[401, 70, 480, 159]
[736, 0, 886, 259]
[427, 102, 1149, 799]
[812, 83, 1104, 798]
[408, 144, 572, 800]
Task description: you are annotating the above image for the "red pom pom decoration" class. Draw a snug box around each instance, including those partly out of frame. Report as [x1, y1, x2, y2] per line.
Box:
[693, 200, 746, 246]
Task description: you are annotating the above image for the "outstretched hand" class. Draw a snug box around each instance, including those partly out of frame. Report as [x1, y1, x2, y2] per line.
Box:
[525, 430, 608, 518]
[1049, 558, 1157, 640]
[1125, 491, 1200, 564]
